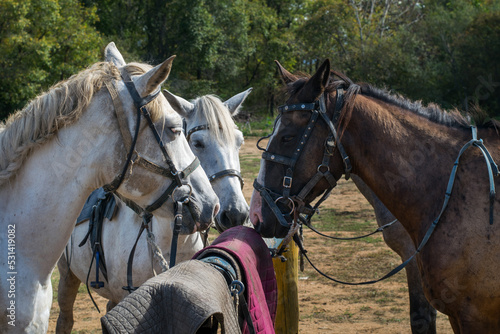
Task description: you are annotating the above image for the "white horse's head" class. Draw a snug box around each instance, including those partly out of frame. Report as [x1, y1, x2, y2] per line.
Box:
[164, 88, 252, 231]
[102, 42, 219, 233]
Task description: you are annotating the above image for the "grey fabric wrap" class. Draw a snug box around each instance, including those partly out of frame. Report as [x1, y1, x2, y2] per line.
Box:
[101, 260, 241, 334]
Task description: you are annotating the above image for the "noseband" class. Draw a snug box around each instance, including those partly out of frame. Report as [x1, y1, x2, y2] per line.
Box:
[253, 89, 351, 231]
[185, 123, 244, 189]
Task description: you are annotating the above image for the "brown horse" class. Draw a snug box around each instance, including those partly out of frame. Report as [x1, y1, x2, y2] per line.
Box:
[249, 59, 500, 333]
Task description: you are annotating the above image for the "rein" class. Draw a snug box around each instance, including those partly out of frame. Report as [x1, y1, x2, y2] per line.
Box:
[296, 126, 498, 285]
[255, 88, 500, 285]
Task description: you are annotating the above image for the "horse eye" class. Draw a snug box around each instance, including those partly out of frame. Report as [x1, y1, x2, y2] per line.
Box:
[193, 141, 205, 149]
[281, 135, 294, 143]
[170, 127, 183, 135]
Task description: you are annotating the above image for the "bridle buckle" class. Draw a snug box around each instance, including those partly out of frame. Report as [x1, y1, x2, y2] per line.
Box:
[283, 176, 293, 188]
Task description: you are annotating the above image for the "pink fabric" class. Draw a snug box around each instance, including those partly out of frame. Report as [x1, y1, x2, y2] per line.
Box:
[194, 226, 277, 334]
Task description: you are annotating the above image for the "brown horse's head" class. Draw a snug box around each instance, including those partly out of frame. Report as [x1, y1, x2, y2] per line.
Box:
[250, 59, 348, 238]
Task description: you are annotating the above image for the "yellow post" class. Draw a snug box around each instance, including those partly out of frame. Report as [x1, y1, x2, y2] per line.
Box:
[272, 241, 299, 334]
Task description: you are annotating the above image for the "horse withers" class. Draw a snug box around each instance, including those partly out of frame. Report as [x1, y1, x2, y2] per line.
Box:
[56, 88, 252, 333]
[250, 59, 500, 333]
[0, 42, 219, 333]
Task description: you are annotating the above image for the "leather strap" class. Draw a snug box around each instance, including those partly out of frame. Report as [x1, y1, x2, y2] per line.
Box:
[186, 124, 209, 142]
[169, 202, 183, 267]
[277, 102, 317, 113]
[253, 180, 292, 228]
[122, 213, 152, 292]
[209, 169, 244, 189]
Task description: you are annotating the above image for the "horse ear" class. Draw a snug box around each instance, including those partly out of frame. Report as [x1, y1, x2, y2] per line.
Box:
[299, 59, 331, 101]
[224, 88, 253, 116]
[275, 60, 297, 84]
[163, 89, 194, 118]
[134, 55, 176, 98]
[104, 42, 126, 67]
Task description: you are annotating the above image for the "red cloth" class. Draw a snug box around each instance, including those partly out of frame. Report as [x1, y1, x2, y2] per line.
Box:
[194, 226, 277, 334]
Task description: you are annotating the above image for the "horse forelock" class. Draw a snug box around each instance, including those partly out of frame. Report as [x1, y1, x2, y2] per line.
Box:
[192, 95, 237, 147]
[0, 62, 121, 187]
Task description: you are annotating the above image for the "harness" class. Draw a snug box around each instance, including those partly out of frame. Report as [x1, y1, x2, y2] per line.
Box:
[254, 88, 500, 285]
[79, 67, 202, 311]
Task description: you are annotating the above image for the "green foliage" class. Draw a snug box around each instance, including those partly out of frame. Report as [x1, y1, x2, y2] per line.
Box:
[1, 0, 499, 120]
[0, 0, 102, 119]
[456, 11, 500, 113]
[236, 115, 276, 136]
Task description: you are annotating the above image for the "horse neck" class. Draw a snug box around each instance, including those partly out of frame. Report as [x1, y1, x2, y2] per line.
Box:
[340, 95, 471, 237]
[0, 103, 120, 277]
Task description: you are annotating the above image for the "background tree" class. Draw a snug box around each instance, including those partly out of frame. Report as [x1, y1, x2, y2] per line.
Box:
[1, 0, 499, 120]
[0, 0, 102, 118]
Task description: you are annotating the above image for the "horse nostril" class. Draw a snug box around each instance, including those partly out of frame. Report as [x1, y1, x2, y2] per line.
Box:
[213, 202, 220, 217]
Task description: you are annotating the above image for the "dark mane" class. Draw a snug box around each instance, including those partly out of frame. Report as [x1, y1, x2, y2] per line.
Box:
[357, 83, 471, 129]
[286, 70, 498, 130]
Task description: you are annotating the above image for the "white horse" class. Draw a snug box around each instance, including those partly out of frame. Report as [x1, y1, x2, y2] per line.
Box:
[0, 42, 219, 333]
[55, 89, 252, 333]
[164, 88, 252, 230]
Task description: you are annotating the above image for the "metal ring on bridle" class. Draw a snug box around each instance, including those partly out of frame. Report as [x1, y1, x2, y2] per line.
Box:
[274, 196, 295, 215]
[171, 184, 192, 204]
[317, 164, 330, 173]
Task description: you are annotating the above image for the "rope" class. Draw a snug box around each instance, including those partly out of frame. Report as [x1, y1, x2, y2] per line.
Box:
[146, 229, 169, 272]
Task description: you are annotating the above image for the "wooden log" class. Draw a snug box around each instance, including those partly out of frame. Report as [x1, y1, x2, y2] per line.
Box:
[272, 241, 299, 334]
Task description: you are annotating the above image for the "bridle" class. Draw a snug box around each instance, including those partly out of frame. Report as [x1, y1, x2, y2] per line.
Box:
[253, 88, 351, 235]
[185, 123, 245, 189]
[103, 69, 200, 208]
[102, 67, 202, 292]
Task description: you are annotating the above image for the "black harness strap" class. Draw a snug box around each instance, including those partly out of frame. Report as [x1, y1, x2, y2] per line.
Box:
[302, 215, 398, 241]
[209, 169, 244, 189]
[122, 213, 152, 293]
[120, 69, 183, 188]
[80, 192, 115, 313]
[253, 179, 292, 228]
[169, 201, 183, 267]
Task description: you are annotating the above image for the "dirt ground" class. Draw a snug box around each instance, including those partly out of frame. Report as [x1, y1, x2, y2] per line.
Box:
[47, 137, 454, 333]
